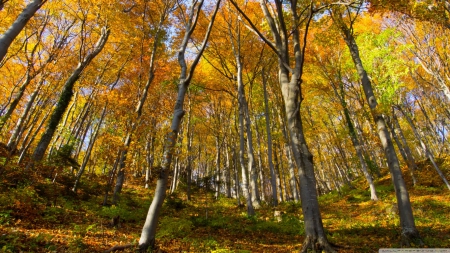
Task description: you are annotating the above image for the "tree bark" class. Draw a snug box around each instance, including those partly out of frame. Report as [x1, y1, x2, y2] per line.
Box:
[386, 114, 418, 186]
[0, 0, 46, 62]
[238, 93, 255, 215]
[253, 116, 266, 202]
[262, 72, 278, 206]
[185, 95, 193, 200]
[230, 23, 260, 209]
[214, 136, 221, 199]
[392, 112, 419, 176]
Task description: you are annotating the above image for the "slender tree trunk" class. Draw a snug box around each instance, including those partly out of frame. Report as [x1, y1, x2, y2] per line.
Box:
[112, 133, 131, 204]
[225, 141, 232, 198]
[262, 73, 278, 206]
[397, 106, 450, 190]
[393, 112, 418, 175]
[74, 116, 91, 160]
[333, 10, 421, 244]
[273, 143, 283, 202]
[214, 136, 221, 199]
[234, 46, 260, 209]
[171, 157, 180, 193]
[138, 1, 220, 250]
[0, 0, 46, 62]
[18, 107, 50, 164]
[72, 105, 106, 192]
[31, 27, 109, 163]
[386, 114, 418, 186]
[328, 80, 378, 200]
[7, 80, 42, 151]
[233, 144, 241, 205]
[186, 96, 193, 200]
[145, 135, 154, 189]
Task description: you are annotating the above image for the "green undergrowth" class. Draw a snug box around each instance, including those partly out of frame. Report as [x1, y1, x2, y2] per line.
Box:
[1, 155, 450, 252]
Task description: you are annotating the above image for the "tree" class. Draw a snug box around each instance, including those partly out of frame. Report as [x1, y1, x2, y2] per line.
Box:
[31, 25, 110, 162]
[230, 0, 335, 251]
[0, 13, 75, 133]
[111, 0, 174, 204]
[0, 0, 46, 62]
[330, 3, 422, 245]
[262, 68, 278, 205]
[138, 0, 221, 250]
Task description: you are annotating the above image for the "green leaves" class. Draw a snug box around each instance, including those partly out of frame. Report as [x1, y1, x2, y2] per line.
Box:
[355, 28, 410, 111]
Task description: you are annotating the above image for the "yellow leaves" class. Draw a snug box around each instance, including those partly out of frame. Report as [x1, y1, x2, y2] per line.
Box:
[353, 13, 383, 35]
[0, 0, 26, 33]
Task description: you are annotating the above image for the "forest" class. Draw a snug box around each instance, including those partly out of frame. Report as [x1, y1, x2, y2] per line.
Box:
[1, 0, 450, 252]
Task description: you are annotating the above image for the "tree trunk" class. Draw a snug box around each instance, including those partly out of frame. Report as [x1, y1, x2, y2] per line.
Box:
[262, 72, 278, 206]
[253, 117, 266, 202]
[333, 10, 422, 244]
[233, 34, 260, 209]
[18, 107, 50, 164]
[397, 106, 450, 190]
[138, 1, 220, 250]
[238, 96, 255, 215]
[225, 141, 232, 198]
[145, 135, 154, 189]
[214, 136, 221, 199]
[0, 0, 46, 62]
[185, 96, 193, 200]
[72, 105, 106, 192]
[171, 157, 180, 194]
[328, 79, 378, 200]
[386, 114, 418, 186]
[112, 9, 167, 202]
[7, 80, 42, 151]
[392, 112, 418, 176]
[233, 144, 241, 205]
[31, 27, 109, 163]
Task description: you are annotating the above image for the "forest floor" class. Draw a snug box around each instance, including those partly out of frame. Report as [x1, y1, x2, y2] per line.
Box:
[1, 145, 450, 252]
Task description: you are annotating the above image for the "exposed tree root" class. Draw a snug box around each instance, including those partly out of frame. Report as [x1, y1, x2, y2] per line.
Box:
[300, 235, 337, 253]
[103, 243, 134, 253]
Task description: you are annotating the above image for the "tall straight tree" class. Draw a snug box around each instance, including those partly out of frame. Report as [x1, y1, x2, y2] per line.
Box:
[227, 8, 260, 211]
[230, 0, 335, 251]
[31, 26, 110, 162]
[0, 0, 46, 62]
[262, 69, 278, 206]
[138, 0, 221, 251]
[111, 0, 174, 204]
[331, 3, 422, 245]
